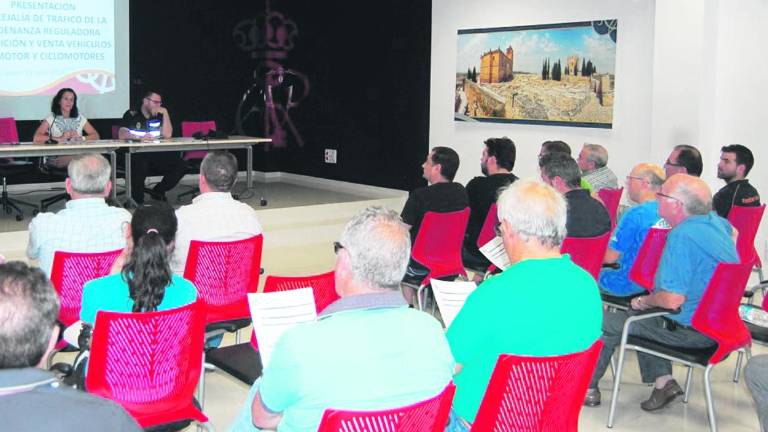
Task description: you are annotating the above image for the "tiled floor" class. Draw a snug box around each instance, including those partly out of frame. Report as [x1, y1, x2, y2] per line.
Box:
[3, 179, 764, 431]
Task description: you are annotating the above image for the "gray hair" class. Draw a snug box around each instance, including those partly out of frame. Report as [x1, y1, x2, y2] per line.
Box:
[339, 206, 411, 290]
[672, 181, 712, 215]
[0, 261, 59, 368]
[201, 151, 238, 192]
[583, 143, 609, 168]
[67, 153, 111, 195]
[497, 178, 567, 248]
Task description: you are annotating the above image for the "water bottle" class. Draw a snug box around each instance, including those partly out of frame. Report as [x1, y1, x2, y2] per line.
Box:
[739, 304, 768, 327]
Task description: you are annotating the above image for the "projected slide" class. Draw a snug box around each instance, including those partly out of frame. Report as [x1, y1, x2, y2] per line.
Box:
[0, 0, 116, 96]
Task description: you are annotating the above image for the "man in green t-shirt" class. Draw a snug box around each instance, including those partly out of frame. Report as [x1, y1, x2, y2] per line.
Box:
[446, 178, 603, 429]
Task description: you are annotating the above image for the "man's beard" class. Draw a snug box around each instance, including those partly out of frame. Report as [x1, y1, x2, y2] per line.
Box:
[480, 163, 488, 176]
[717, 169, 734, 182]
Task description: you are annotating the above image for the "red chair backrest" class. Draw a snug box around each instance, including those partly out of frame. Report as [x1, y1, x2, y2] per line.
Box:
[691, 262, 753, 364]
[411, 208, 470, 281]
[251, 270, 338, 350]
[476, 203, 499, 249]
[181, 121, 217, 161]
[0, 117, 19, 143]
[86, 302, 207, 427]
[628, 227, 670, 291]
[471, 340, 603, 432]
[49, 249, 122, 327]
[560, 232, 611, 280]
[183, 235, 263, 324]
[317, 383, 455, 432]
[597, 187, 623, 230]
[728, 204, 765, 268]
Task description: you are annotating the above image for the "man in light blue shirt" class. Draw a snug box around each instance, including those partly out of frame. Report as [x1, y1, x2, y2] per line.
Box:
[27, 153, 130, 276]
[600, 163, 665, 296]
[231, 207, 454, 432]
[586, 174, 738, 410]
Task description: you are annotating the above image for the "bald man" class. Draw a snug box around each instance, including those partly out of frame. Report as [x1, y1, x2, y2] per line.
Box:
[585, 174, 738, 410]
[599, 164, 666, 297]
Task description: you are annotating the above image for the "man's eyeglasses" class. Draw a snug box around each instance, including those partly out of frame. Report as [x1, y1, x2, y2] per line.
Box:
[626, 175, 644, 182]
[656, 192, 682, 203]
[493, 222, 503, 237]
[664, 160, 683, 168]
[333, 241, 344, 254]
[145, 97, 163, 106]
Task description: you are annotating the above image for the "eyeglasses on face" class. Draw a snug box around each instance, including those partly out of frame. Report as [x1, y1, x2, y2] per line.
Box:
[145, 97, 163, 105]
[333, 241, 344, 254]
[664, 160, 683, 168]
[656, 192, 682, 203]
[494, 222, 503, 237]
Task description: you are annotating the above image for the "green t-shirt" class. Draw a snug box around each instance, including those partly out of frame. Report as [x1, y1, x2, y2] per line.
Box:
[446, 255, 603, 422]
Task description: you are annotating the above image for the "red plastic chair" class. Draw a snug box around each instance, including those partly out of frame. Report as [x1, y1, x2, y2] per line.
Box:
[46, 249, 122, 362]
[607, 262, 753, 431]
[184, 234, 262, 324]
[598, 187, 623, 230]
[729, 204, 766, 274]
[465, 203, 499, 275]
[560, 232, 611, 280]
[205, 270, 337, 385]
[86, 302, 209, 429]
[627, 227, 670, 290]
[317, 383, 455, 432]
[471, 340, 603, 432]
[410, 208, 470, 310]
[0, 117, 19, 143]
[181, 120, 216, 160]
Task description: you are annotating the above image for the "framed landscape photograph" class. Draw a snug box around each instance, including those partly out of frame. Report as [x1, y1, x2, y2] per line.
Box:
[455, 20, 617, 128]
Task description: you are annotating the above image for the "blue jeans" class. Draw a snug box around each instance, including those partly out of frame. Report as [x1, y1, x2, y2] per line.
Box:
[445, 410, 471, 432]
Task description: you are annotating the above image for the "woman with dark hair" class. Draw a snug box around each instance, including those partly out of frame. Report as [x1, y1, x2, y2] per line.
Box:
[33, 88, 100, 167]
[79, 203, 197, 324]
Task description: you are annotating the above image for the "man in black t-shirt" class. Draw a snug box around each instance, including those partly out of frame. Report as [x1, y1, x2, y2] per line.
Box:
[119, 90, 187, 205]
[713, 144, 760, 218]
[462, 137, 517, 270]
[400, 147, 468, 292]
[540, 153, 611, 238]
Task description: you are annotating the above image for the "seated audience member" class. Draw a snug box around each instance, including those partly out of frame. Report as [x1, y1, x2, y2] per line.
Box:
[745, 355, 768, 431]
[401, 147, 468, 288]
[462, 137, 518, 270]
[585, 174, 738, 409]
[577, 143, 618, 191]
[27, 153, 131, 276]
[664, 144, 702, 178]
[232, 206, 454, 431]
[446, 179, 602, 428]
[0, 261, 139, 431]
[713, 144, 760, 218]
[600, 163, 665, 296]
[32, 88, 99, 169]
[80, 203, 196, 325]
[539, 152, 611, 238]
[171, 151, 262, 274]
[119, 90, 187, 204]
[539, 140, 593, 191]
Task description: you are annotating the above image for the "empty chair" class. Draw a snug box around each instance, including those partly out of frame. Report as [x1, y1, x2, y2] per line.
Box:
[317, 383, 455, 432]
[85, 302, 210, 430]
[0, 117, 37, 220]
[560, 232, 611, 280]
[471, 341, 603, 432]
[607, 262, 753, 431]
[729, 204, 766, 278]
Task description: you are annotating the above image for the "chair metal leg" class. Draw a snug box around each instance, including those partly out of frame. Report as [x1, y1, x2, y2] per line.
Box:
[703, 365, 718, 432]
[683, 366, 693, 403]
[416, 285, 426, 311]
[235, 328, 241, 344]
[733, 350, 745, 383]
[197, 352, 206, 410]
[608, 322, 634, 428]
[609, 355, 616, 379]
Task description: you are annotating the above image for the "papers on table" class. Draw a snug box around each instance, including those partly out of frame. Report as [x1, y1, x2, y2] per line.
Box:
[248, 288, 317, 368]
[431, 279, 477, 329]
[479, 236, 511, 270]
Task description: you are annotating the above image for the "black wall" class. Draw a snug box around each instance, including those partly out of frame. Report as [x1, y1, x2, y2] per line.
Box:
[15, 0, 432, 191]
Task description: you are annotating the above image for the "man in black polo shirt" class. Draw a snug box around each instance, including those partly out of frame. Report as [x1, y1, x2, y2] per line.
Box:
[540, 152, 611, 238]
[462, 137, 518, 270]
[713, 144, 760, 218]
[401, 147, 468, 291]
[119, 90, 187, 205]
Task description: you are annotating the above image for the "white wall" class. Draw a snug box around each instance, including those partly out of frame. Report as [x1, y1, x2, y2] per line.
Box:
[431, 0, 768, 263]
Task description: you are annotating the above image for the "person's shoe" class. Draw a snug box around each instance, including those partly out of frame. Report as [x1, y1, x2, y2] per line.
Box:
[640, 380, 684, 411]
[584, 387, 601, 407]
